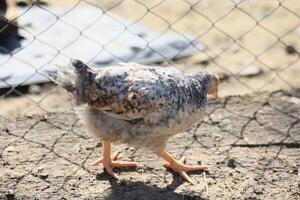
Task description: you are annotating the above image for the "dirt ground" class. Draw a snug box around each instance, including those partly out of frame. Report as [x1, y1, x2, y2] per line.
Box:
[1, 0, 300, 116]
[0, 89, 299, 200]
[0, 1, 300, 199]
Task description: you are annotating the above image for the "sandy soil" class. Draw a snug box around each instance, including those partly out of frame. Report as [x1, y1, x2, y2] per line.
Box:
[1, 89, 299, 199]
[1, 0, 300, 116]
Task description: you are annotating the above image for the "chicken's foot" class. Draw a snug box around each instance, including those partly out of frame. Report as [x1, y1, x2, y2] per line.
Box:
[93, 141, 138, 178]
[155, 150, 208, 184]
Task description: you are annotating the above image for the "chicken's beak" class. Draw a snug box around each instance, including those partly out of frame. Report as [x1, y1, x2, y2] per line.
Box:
[212, 74, 219, 98]
[212, 88, 218, 98]
[208, 74, 219, 98]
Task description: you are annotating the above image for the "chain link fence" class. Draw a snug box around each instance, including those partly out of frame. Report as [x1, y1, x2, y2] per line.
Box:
[0, 1, 300, 199]
[0, 0, 299, 116]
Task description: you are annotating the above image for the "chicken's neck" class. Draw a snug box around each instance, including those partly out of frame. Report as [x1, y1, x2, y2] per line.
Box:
[183, 74, 211, 109]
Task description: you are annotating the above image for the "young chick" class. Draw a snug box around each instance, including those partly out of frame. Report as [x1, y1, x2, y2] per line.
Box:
[53, 59, 219, 184]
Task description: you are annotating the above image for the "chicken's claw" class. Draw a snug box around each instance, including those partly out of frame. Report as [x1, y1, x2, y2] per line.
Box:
[93, 142, 138, 179]
[157, 151, 208, 184]
[165, 160, 208, 184]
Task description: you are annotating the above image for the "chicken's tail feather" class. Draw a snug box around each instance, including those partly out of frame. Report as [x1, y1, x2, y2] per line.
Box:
[49, 64, 76, 93]
[70, 59, 91, 73]
[70, 59, 96, 81]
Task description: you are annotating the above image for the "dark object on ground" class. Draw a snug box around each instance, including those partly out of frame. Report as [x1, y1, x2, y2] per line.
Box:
[285, 45, 298, 55]
[0, 0, 21, 53]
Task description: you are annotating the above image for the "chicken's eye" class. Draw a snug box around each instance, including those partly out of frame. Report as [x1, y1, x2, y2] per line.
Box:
[90, 94, 98, 101]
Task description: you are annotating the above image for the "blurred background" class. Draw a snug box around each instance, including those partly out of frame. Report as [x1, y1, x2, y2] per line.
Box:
[0, 0, 299, 117]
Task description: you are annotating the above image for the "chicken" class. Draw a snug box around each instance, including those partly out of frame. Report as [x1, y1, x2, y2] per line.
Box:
[53, 59, 219, 184]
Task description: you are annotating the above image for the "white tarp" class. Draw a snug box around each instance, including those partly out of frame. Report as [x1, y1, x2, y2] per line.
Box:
[0, 5, 204, 88]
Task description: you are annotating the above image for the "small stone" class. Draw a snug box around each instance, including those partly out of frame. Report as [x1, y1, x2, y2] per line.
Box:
[96, 142, 102, 147]
[288, 97, 300, 105]
[216, 160, 225, 165]
[129, 147, 135, 151]
[6, 146, 16, 153]
[3, 127, 9, 133]
[5, 193, 15, 200]
[39, 173, 48, 180]
[223, 119, 231, 124]
[289, 166, 298, 175]
[254, 175, 261, 181]
[37, 166, 44, 171]
[285, 45, 298, 55]
[3, 161, 10, 166]
[214, 135, 223, 141]
[247, 196, 258, 200]
[40, 115, 48, 122]
[85, 146, 94, 150]
[227, 158, 236, 169]
[238, 65, 262, 77]
[26, 115, 33, 119]
[254, 185, 264, 194]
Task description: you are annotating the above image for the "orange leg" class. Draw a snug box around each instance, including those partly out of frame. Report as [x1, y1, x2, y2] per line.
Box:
[155, 150, 208, 184]
[93, 141, 138, 178]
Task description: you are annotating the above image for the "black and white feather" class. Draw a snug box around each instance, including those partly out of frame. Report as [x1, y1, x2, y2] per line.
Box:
[53, 59, 216, 151]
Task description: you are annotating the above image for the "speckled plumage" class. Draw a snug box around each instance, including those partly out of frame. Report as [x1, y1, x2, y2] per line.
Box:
[55, 59, 215, 151]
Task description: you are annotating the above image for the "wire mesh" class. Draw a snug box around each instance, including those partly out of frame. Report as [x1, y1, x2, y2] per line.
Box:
[0, 1, 300, 199]
[0, 0, 299, 116]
